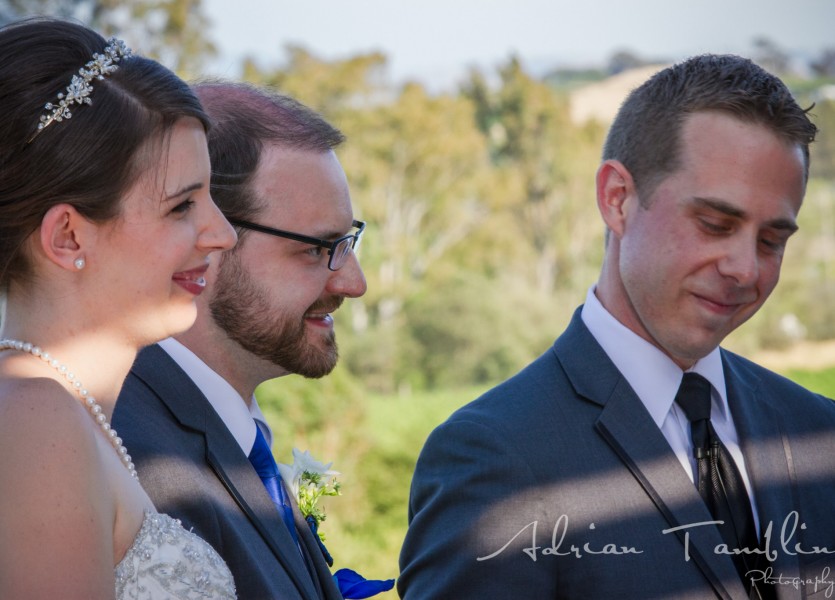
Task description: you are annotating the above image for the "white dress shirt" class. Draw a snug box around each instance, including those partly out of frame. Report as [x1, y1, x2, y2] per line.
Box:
[580, 286, 761, 531]
[158, 337, 273, 455]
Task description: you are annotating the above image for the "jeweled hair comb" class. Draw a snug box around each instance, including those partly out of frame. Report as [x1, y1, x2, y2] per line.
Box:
[29, 37, 132, 142]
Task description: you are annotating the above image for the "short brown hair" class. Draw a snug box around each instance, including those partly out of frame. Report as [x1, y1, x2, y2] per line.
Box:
[603, 54, 817, 203]
[192, 81, 345, 224]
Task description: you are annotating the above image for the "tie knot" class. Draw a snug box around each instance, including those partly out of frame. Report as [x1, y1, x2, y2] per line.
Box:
[675, 372, 712, 423]
[248, 426, 278, 479]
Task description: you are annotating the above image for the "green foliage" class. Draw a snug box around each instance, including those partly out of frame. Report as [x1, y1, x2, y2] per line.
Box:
[240, 46, 835, 395]
[297, 471, 341, 538]
[2, 0, 217, 77]
[810, 99, 835, 180]
[242, 46, 387, 120]
[256, 375, 491, 597]
[255, 364, 368, 464]
[10, 1, 835, 396]
[142, 0, 217, 78]
[403, 271, 564, 388]
[783, 366, 835, 396]
[259, 383, 491, 597]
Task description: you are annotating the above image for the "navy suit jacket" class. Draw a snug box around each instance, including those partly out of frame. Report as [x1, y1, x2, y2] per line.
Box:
[399, 308, 835, 599]
[113, 344, 343, 600]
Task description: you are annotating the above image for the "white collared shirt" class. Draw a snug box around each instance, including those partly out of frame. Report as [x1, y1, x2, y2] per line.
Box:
[157, 337, 272, 455]
[580, 286, 761, 530]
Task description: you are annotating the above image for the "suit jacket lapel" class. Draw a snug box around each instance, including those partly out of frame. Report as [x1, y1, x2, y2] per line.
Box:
[203, 439, 320, 600]
[288, 486, 343, 599]
[554, 311, 748, 600]
[595, 388, 746, 600]
[131, 345, 321, 600]
[723, 352, 802, 599]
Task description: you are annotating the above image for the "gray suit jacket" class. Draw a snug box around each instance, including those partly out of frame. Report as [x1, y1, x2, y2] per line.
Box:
[113, 344, 343, 600]
[399, 308, 835, 599]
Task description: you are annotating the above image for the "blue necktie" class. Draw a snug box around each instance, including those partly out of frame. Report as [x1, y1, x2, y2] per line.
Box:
[247, 426, 299, 545]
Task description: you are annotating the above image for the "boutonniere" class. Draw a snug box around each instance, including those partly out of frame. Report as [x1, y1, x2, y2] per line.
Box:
[279, 449, 395, 599]
[278, 449, 341, 541]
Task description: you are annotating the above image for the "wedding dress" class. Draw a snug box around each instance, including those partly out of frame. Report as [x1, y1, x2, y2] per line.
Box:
[115, 511, 236, 599]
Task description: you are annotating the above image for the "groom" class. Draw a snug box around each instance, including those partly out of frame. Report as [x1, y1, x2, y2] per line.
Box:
[399, 55, 835, 599]
[114, 82, 367, 599]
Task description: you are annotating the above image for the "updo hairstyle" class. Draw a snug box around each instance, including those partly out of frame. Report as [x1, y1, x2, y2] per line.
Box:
[0, 18, 210, 289]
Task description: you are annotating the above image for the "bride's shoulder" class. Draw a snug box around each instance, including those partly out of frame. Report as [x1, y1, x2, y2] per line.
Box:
[0, 376, 92, 432]
[0, 376, 117, 596]
[0, 376, 103, 484]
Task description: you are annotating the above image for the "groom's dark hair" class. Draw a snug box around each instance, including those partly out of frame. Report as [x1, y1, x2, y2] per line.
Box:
[603, 54, 816, 204]
[192, 81, 345, 229]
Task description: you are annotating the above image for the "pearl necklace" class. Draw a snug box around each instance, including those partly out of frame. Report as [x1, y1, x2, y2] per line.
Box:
[0, 339, 138, 479]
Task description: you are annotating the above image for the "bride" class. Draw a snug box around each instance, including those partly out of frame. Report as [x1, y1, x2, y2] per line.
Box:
[0, 18, 238, 598]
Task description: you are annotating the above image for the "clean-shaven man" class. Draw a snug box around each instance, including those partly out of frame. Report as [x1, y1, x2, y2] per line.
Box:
[400, 55, 835, 600]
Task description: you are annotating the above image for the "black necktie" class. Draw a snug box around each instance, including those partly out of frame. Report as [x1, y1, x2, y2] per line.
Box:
[675, 373, 774, 599]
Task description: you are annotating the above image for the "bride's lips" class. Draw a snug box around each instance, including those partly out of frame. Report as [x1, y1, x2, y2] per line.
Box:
[172, 264, 209, 296]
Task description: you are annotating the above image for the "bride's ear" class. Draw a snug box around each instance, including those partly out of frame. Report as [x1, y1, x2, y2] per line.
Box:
[38, 204, 95, 271]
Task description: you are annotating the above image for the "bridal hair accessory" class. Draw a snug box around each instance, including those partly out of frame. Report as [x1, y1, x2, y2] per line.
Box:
[0, 339, 138, 479]
[74, 257, 86, 270]
[29, 37, 132, 142]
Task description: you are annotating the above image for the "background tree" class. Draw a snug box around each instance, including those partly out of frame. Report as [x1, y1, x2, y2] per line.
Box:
[463, 56, 605, 296]
[606, 48, 650, 74]
[242, 45, 388, 120]
[752, 36, 791, 75]
[0, 0, 215, 76]
[810, 98, 835, 179]
[811, 48, 835, 78]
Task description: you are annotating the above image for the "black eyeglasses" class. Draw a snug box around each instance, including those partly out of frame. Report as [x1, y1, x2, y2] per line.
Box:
[227, 218, 365, 271]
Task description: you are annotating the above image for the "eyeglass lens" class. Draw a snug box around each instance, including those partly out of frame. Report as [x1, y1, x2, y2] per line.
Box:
[330, 237, 355, 270]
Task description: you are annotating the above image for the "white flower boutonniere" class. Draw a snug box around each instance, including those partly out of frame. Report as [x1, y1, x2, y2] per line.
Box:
[278, 448, 341, 541]
[278, 448, 396, 598]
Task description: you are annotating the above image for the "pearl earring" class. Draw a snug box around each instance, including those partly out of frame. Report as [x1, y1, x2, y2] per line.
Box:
[74, 257, 86, 270]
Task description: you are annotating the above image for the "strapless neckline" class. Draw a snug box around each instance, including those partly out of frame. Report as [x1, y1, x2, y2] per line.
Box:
[115, 511, 236, 599]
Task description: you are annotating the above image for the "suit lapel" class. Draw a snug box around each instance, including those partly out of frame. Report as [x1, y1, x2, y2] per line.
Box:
[290, 498, 343, 600]
[595, 387, 746, 600]
[723, 352, 802, 599]
[131, 345, 321, 600]
[554, 312, 748, 600]
[203, 439, 320, 600]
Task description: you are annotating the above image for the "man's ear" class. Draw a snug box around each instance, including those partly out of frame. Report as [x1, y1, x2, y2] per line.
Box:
[38, 204, 93, 271]
[596, 159, 638, 239]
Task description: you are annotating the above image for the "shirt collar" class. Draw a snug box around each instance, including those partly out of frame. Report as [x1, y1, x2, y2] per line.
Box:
[580, 286, 729, 428]
[157, 337, 272, 453]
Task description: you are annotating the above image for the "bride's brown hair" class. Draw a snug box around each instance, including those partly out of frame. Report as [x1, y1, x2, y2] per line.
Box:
[0, 18, 210, 289]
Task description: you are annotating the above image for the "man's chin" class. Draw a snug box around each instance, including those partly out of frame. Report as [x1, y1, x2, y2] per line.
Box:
[289, 342, 338, 379]
[664, 338, 722, 368]
[305, 318, 336, 335]
[295, 359, 337, 379]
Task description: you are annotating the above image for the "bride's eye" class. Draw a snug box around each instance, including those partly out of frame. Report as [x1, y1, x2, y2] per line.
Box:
[171, 199, 195, 215]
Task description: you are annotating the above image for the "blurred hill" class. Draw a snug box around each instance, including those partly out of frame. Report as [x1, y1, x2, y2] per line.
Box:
[568, 64, 666, 124]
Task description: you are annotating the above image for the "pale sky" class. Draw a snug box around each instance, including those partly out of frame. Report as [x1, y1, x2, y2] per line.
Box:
[204, 0, 835, 85]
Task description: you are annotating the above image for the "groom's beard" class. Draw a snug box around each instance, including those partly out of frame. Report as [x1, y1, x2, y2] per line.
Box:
[209, 252, 341, 379]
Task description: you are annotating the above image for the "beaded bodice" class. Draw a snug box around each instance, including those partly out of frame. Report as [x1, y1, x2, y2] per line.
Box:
[115, 511, 236, 599]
